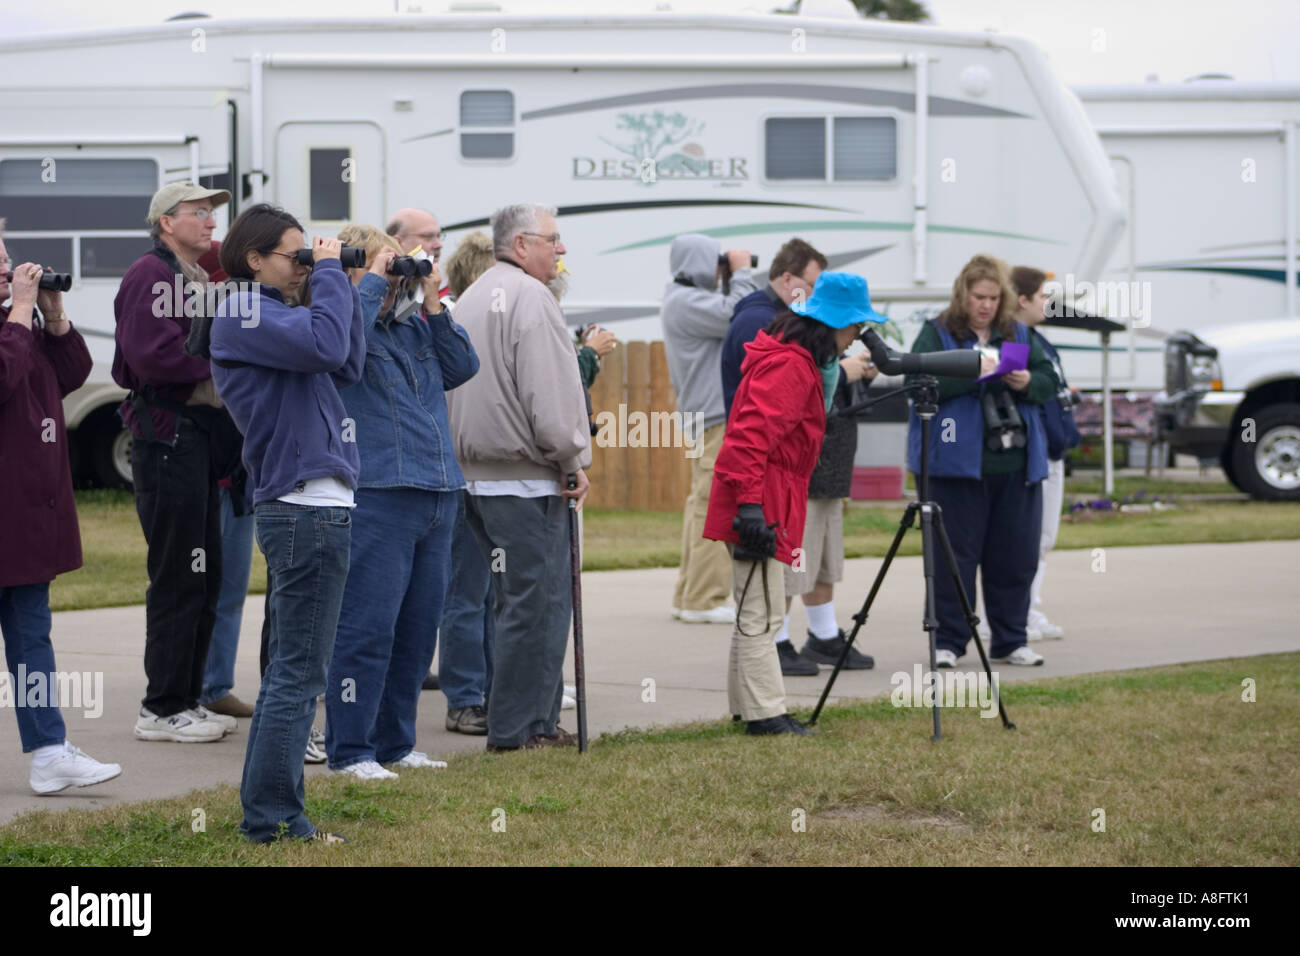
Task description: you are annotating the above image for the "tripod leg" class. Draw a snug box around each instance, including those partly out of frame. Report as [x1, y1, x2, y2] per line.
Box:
[808, 501, 919, 726]
[919, 504, 942, 742]
[930, 506, 1015, 730]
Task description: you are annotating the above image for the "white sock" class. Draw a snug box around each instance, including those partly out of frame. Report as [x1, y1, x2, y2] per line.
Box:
[773, 615, 791, 645]
[32, 742, 66, 765]
[805, 600, 839, 640]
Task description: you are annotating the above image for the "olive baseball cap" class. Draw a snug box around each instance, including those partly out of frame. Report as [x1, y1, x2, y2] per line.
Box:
[147, 180, 231, 224]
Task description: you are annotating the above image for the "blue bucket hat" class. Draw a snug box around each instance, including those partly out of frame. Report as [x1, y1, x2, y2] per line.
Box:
[790, 271, 888, 328]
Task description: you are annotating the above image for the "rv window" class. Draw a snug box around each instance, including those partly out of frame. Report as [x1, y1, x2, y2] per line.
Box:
[460, 91, 514, 160]
[765, 118, 826, 180]
[6, 238, 73, 274]
[82, 238, 152, 279]
[833, 117, 896, 181]
[0, 158, 157, 231]
[309, 149, 351, 221]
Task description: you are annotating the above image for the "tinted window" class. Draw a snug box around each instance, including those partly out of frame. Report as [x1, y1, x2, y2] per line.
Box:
[0, 158, 157, 230]
[460, 91, 514, 126]
[309, 148, 351, 221]
[5, 238, 73, 274]
[834, 117, 897, 181]
[82, 237, 152, 278]
[765, 118, 825, 180]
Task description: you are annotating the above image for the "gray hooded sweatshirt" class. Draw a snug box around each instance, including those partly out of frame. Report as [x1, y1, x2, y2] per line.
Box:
[661, 234, 758, 435]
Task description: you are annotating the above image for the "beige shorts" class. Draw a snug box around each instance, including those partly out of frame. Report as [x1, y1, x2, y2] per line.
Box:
[783, 497, 845, 596]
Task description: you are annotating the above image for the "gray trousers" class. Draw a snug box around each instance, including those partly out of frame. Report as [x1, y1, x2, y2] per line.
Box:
[465, 494, 571, 749]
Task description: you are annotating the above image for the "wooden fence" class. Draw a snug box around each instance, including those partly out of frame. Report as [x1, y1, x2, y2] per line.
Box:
[585, 340, 693, 512]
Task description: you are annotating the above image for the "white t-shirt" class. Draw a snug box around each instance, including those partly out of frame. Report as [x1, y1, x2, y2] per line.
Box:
[277, 476, 356, 508]
[466, 479, 560, 498]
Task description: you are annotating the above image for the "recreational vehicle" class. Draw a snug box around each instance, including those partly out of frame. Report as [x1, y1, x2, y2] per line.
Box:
[0, 8, 1123, 487]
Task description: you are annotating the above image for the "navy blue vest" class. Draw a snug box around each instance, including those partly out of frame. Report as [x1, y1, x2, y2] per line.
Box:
[906, 319, 1048, 484]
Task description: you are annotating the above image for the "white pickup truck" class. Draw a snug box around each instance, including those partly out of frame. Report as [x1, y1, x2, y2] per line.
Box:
[1157, 318, 1300, 500]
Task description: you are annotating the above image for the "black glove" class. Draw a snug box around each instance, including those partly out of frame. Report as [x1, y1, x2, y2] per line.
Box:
[732, 503, 776, 560]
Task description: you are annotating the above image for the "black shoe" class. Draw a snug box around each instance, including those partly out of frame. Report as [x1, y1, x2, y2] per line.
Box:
[776, 640, 820, 676]
[446, 705, 488, 735]
[801, 630, 874, 670]
[746, 714, 814, 736]
[422, 671, 440, 691]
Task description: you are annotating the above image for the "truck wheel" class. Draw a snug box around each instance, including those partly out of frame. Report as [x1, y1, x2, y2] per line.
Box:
[88, 412, 134, 490]
[1231, 403, 1300, 501]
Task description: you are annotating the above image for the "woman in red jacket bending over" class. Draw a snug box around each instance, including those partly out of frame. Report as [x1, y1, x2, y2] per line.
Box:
[704, 271, 886, 736]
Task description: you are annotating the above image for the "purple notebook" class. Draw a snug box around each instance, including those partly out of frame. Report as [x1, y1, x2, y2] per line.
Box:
[977, 341, 1029, 382]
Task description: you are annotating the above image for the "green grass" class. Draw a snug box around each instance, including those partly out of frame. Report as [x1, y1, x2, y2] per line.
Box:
[3, 654, 1296, 866]
[51, 491, 1300, 611]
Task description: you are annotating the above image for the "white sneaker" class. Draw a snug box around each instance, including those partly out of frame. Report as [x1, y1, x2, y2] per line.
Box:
[678, 605, 736, 625]
[192, 706, 236, 734]
[934, 649, 958, 669]
[391, 751, 447, 769]
[993, 645, 1045, 666]
[331, 759, 398, 780]
[670, 607, 682, 620]
[1028, 621, 1064, 641]
[564, 684, 577, 697]
[304, 729, 326, 765]
[134, 707, 225, 742]
[561, 693, 576, 710]
[30, 742, 122, 795]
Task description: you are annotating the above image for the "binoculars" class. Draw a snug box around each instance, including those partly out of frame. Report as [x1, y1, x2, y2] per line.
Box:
[294, 247, 367, 269]
[719, 253, 759, 269]
[5, 271, 73, 292]
[387, 256, 433, 277]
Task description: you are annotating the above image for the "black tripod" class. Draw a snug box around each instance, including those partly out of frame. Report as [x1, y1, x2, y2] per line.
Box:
[807, 375, 1015, 740]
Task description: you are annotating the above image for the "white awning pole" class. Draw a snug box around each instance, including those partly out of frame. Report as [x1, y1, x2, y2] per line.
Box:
[1102, 331, 1114, 496]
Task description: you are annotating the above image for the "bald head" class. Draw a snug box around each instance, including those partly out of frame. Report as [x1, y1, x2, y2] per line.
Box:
[387, 207, 443, 261]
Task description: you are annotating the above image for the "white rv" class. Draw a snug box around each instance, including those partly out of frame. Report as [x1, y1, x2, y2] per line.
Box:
[0, 8, 1122, 487]
[1074, 79, 1300, 392]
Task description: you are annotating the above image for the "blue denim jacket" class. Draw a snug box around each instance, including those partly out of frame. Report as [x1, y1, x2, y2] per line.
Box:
[339, 273, 479, 491]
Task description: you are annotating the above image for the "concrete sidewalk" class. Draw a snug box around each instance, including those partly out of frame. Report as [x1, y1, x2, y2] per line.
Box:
[2, 539, 1296, 825]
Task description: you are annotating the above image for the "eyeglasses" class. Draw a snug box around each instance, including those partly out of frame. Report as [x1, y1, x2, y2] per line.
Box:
[0, 257, 11, 268]
[170, 208, 215, 221]
[522, 232, 561, 246]
[267, 250, 308, 264]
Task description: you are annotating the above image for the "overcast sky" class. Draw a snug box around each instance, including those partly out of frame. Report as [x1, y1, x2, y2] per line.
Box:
[6, 0, 1299, 86]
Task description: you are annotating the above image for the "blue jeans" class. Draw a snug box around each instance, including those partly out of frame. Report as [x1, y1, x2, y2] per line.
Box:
[326, 488, 455, 769]
[240, 503, 351, 843]
[202, 487, 255, 705]
[438, 492, 494, 710]
[0, 582, 66, 753]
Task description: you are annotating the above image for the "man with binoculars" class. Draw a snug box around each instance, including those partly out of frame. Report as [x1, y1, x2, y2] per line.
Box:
[113, 180, 244, 744]
[663, 234, 758, 626]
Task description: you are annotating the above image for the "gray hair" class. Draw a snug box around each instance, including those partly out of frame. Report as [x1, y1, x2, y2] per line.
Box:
[491, 203, 557, 258]
[149, 203, 181, 241]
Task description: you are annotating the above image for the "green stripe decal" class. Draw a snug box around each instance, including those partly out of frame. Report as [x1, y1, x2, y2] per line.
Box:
[603, 219, 1068, 254]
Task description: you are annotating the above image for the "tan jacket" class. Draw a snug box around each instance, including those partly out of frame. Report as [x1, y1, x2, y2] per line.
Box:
[447, 260, 592, 482]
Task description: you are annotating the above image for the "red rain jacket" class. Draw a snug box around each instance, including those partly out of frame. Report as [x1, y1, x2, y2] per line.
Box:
[703, 330, 826, 566]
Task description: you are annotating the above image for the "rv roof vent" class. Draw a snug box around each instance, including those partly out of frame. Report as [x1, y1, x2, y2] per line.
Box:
[447, 2, 503, 11]
[1184, 72, 1235, 82]
[166, 11, 211, 20]
[798, 0, 861, 19]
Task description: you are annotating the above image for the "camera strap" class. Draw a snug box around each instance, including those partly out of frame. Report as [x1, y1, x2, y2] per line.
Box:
[733, 557, 772, 638]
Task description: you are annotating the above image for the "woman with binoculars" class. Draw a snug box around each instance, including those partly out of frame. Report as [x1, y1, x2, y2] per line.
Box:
[1, 230, 122, 795]
[322, 223, 478, 781]
[209, 202, 365, 844]
[905, 254, 1057, 670]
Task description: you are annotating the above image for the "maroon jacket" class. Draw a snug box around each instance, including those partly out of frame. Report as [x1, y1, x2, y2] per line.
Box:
[0, 307, 93, 587]
[111, 242, 212, 443]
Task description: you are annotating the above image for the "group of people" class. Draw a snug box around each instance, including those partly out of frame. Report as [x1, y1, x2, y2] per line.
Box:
[664, 239, 1079, 736]
[2, 182, 600, 843]
[1, 179, 1080, 832]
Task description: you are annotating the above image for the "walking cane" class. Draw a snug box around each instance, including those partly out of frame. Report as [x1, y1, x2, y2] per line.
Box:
[566, 474, 588, 753]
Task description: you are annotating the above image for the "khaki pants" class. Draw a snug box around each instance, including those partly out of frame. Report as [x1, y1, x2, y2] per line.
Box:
[672, 422, 733, 612]
[728, 553, 787, 721]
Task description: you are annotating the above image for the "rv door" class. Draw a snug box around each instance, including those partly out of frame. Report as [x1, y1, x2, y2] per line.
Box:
[274, 122, 386, 237]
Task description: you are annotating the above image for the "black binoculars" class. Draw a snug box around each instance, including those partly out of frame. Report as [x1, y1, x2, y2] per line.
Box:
[6, 271, 73, 292]
[294, 247, 367, 269]
[387, 256, 433, 277]
[983, 388, 1027, 451]
[719, 253, 759, 269]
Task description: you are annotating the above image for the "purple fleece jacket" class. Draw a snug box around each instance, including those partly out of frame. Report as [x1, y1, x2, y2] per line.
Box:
[209, 258, 365, 506]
